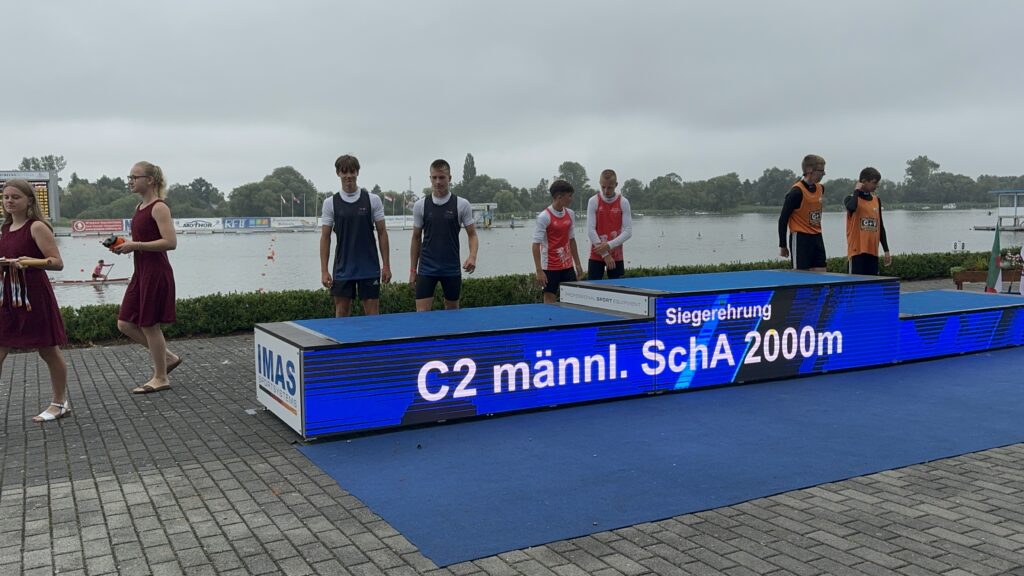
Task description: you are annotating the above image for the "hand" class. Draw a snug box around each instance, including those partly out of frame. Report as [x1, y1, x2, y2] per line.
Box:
[381, 265, 392, 284]
[593, 241, 609, 255]
[112, 241, 136, 255]
[575, 265, 584, 280]
[779, 247, 790, 258]
[883, 252, 892, 267]
[321, 271, 333, 289]
[463, 256, 477, 274]
[604, 254, 616, 270]
[535, 270, 547, 287]
[409, 269, 417, 284]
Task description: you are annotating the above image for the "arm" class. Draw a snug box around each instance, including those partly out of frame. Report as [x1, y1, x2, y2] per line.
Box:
[28, 222, 64, 271]
[586, 196, 602, 248]
[463, 224, 478, 273]
[375, 220, 391, 283]
[117, 202, 177, 253]
[878, 199, 891, 265]
[532, 243, 546, 286]
[569, 238, 584, 279]
[409, 226, 422, 284]
[609, 197, 633, 250]
[320, 225, 333, 287]
[778, 189, 801, 255]
[844, 193, 858, 214]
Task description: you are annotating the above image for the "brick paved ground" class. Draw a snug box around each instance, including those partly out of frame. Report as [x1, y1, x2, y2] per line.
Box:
[1, 279, 1023, 575]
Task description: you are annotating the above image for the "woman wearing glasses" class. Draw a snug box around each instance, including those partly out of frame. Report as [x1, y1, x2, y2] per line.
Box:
[112, 161, 181, 393]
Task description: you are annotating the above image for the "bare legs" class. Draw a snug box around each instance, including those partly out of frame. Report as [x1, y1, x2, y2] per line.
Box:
[118, 320, 178, 391]
[0, 345, 70, 422]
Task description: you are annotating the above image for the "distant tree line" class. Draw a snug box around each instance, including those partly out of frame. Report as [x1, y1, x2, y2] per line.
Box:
[14, 153, 1024, 221]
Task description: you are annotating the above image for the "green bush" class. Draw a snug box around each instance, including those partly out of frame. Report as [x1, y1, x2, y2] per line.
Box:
[59, 250, 1013, 345]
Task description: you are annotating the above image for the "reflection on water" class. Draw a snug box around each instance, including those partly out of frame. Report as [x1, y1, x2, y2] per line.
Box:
[48, 209, 1018, 308]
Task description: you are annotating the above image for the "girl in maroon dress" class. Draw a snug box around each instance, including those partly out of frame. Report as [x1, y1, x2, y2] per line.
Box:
[0, 179, 70, 422]
[113, 162, 181, 393]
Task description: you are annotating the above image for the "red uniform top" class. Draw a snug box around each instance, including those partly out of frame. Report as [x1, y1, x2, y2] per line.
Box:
[0, 220, 67, 348]
[589, 195, 624, 261]
[788, 180, 823, 234]
[544, 207, 574, 271]
[118, 200, 176, 327]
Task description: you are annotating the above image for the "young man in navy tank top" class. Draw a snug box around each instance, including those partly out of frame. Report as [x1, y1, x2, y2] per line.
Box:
[319, 155, 392, 317]
[409, 159, 479, 311]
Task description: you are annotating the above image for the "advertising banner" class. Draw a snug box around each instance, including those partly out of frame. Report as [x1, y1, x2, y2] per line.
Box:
[271, 217, 319, 229]
[255, 329, 304, 435]
[71, 219, 126, 233]
[224, 217, 271, 230]
[173, 218, 222, 232]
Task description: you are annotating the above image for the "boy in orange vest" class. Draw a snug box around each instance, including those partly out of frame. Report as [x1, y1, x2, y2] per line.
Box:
[778, 154, 827, 271]
[844, 167, 891, 275]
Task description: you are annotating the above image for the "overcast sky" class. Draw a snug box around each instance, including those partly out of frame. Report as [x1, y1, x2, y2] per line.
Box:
[4, 1, 1022, 195]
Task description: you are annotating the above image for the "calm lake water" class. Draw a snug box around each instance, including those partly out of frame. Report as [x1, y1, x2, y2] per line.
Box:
[48, 209, 1019, 308]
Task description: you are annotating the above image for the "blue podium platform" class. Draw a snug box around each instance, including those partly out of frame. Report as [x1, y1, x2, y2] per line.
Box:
[256, 272, 1024, 438]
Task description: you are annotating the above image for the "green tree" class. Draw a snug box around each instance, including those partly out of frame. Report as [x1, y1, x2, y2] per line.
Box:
[557, 161, 592, 197]
[492, 189, 523, 213]
[620, 178, 647, 209]
[751, 167, 799, 206]
[227, 167, 318, 216]
[463, 153, 477, 182]
[166, 178, 226, 217]
[18, 155, 67, 174]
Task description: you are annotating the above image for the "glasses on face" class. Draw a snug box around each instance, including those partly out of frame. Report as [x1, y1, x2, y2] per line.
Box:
[127, 175, 149, 181]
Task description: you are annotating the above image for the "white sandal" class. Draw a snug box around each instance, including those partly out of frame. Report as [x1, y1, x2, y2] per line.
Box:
[34, 400, 71, 422]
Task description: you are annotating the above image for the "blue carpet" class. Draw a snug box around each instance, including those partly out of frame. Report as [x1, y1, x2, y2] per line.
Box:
[298, 346, 1024, 566]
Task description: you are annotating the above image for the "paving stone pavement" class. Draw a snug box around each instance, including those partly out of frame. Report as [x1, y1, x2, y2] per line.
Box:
[1, 279, 1023, 575]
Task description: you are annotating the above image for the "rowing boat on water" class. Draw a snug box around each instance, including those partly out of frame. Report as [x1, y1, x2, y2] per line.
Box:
[50, 277, 130, 286]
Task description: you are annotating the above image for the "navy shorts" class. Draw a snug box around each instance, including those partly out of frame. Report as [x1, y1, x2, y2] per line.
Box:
[542, 268, 577, 294]
[331, 277, 381, 300]
[789, 232, 827, 270]
[587, 258, 625, 280]
[415, 275, 462, 301]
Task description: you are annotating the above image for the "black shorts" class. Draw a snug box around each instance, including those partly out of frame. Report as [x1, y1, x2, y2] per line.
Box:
[543, 268, 577, 294]
[331, 277, 381, 300]
[415, 275, 462, 301]
[789, 232, 827, 270]
[848, 253, 879, 275]
[588, 258, 625, 280]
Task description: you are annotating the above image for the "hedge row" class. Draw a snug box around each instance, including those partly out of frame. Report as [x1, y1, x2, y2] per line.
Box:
[59, 250, 1002, 345]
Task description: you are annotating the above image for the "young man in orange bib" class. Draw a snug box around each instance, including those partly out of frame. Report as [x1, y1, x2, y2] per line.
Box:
[532, 180, 584, 304]
[586, 169, 633, 280]
[778, 154, 827, 271]
[844, 167, 891, 275]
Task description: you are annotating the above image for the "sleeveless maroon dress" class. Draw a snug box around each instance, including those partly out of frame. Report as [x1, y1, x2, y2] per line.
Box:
[118, 200, 176, 327]
[0, 220, 68, 348]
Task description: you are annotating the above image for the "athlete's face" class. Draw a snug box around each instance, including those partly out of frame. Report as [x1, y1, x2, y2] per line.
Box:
[430, 168, 451, 196]
[860, 179, 880, 194]
[553, 191, 574, 210]
[338, 169, 359, 193]
[600, 177, 618, 199]
[806, 166, 825, 185]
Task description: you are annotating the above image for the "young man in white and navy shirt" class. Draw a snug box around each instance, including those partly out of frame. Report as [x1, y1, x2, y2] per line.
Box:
[409, 159, 479, 311]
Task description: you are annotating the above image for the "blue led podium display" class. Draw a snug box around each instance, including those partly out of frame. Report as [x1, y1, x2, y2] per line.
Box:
[254, 270, 1007, 439]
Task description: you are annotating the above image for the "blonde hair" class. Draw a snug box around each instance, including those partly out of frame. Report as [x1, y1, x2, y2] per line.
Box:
[2, 179, 53, 230]
[801, 154, 826, 175]
[134, 161, 167, 198]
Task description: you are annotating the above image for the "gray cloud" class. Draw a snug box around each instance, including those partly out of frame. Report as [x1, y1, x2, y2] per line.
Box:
[4, 0, 1022, 195]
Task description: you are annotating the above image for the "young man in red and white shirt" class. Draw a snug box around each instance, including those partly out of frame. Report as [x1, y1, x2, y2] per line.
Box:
[586, 168, 633, 280]
[532, 179, 584, 303]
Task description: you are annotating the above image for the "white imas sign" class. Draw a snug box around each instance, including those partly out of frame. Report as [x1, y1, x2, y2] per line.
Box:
[254, 329, 304, 435]
[173, 218, 222, 232]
